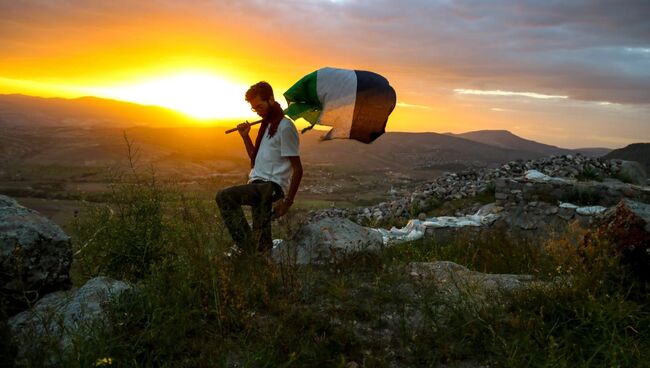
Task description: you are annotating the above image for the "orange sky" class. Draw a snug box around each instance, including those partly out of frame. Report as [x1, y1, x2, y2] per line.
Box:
[1, 1, 649, 148]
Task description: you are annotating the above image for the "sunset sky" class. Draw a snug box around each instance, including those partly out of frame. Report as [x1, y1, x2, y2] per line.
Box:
[1, 0, 649, 148]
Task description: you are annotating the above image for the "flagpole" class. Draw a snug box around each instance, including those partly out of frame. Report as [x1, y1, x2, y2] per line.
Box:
[225, 119, 263, 134]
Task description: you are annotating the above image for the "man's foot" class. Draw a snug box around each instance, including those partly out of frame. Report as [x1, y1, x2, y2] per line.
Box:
[224, 244, 243, 258]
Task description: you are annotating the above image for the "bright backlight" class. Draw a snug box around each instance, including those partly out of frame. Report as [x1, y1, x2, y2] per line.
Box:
[86, 72, 251, 120]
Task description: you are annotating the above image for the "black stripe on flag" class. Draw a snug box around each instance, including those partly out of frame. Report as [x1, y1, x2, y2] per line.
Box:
[350, 70, 396, 143]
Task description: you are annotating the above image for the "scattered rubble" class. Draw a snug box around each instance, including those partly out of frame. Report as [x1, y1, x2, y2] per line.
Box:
[307, 155, 649, 239]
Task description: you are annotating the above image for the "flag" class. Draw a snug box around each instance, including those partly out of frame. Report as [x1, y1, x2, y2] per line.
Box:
[283, 67, 396, 144]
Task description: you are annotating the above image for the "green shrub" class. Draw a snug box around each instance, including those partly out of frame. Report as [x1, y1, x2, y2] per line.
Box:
[576, 166, 602, 182]
[481, 181, 496, 197]
[71, 173, 169, 282]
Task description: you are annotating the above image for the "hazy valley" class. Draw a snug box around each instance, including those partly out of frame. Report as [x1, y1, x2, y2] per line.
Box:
[2, 94, 646, 232]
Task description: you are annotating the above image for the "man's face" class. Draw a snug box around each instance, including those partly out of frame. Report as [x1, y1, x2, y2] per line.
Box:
[249, 95, 271, 118]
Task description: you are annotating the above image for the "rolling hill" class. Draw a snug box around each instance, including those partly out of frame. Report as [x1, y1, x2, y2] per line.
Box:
[445, 130, 611, 157]
[603, 143, 650, 174]
[0, 94, 625, 179]
[0, 94, 236, 128]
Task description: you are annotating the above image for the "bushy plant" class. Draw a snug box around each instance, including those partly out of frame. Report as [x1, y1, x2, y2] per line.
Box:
[481, 181, 496, 197]
[71, 171, 169, 282]
[576, 166, 602, 182]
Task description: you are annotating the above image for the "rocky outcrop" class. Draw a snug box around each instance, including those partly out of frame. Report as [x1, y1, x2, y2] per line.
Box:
[375, 205, 500, 245]
[8, 276, 131, 366]
[305, 154, 650, 249]
[495, 172, 650, 208]
[273, 217, 383, 264]
[309, 154, 644, 225]
[590, 199, 650, 281]
[1, 195, 72, 316]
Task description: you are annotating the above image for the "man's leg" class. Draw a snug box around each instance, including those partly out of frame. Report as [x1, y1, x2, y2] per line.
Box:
[251, 182, 275, 253]
[215, 183, 260, 253]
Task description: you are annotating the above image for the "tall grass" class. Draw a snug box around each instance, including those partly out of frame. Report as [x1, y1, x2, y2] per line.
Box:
[10, 155, 649, 367]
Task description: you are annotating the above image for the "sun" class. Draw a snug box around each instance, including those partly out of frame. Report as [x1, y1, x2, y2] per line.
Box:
[85, 71, 252, 120]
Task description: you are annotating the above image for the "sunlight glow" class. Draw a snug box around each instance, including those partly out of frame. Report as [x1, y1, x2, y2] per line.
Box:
[85, 72, 251, 120]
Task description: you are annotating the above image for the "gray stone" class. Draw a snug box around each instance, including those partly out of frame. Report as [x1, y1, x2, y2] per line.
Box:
[9, 276, 132, 366]
[614, 160, 647, 185]
[475, 203, 496, 216]
[544, 206, 559, 215]
[1, 195, 72, 316]
[273, 217, 384, 264]
[557, 207, 576, 220]
[494, 192, 508, 200]
[513, 214, 538, 230]
[619, 199, 650, 232]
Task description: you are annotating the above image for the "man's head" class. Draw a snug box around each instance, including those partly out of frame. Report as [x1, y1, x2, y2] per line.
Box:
[246, 81, 275, 118]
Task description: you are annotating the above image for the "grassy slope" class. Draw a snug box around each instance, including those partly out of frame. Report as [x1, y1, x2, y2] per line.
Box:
[4, 171, 648, 368]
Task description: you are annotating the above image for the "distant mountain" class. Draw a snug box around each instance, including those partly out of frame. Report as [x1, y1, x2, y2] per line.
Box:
[0, 94, 616, 177]
[0, 94, 226, 128]
[573, 147, 613, 157]
[0, 123, 550, 180]
[603, 143, 650, 174]
[445, 130, 611, 157]
[299, 131, 547, 175]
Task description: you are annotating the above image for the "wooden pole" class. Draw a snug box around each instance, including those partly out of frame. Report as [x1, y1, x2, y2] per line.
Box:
[225, 119, 263, 134]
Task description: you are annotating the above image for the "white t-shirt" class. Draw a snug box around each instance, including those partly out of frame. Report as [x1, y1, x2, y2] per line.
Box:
[248, 117, 300, 195]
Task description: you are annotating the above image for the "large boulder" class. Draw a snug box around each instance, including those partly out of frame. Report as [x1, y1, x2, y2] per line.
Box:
[591, 199, 650, 281]
[1, 195, 72, 316]
[610, 159, 647, 186]
[8, 276, 131, 366]
[273, 217, 384, 264]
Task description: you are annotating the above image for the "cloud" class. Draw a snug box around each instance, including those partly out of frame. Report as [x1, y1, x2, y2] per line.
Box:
[396, 101, 431, 109]
[454, 89, 568, 100]
[2, 0, 649, 105]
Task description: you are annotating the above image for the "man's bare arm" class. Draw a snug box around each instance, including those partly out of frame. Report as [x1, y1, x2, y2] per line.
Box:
[237, 122, 255, 161]
[285, 156, 303, 203]
[274, 156, 302, 217]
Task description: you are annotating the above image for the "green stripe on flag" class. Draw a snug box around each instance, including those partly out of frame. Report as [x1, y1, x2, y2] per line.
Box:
[283, 70, 322, 125]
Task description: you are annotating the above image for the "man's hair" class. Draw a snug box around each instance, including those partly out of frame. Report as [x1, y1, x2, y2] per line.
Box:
[245, 81, 274, 102]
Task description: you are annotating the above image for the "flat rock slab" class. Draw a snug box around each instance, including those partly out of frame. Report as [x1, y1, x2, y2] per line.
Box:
[407, 261, 539, 297]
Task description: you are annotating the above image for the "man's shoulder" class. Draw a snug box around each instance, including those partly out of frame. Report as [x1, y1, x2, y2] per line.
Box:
[280, 116, 295, 126]
[280, 117, 298, 131]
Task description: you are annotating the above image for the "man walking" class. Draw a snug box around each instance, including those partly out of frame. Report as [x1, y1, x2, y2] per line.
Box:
[216, 81, 302, 254]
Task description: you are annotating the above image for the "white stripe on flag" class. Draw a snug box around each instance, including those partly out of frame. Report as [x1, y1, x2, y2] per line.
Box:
[316, 67, 357, 139]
